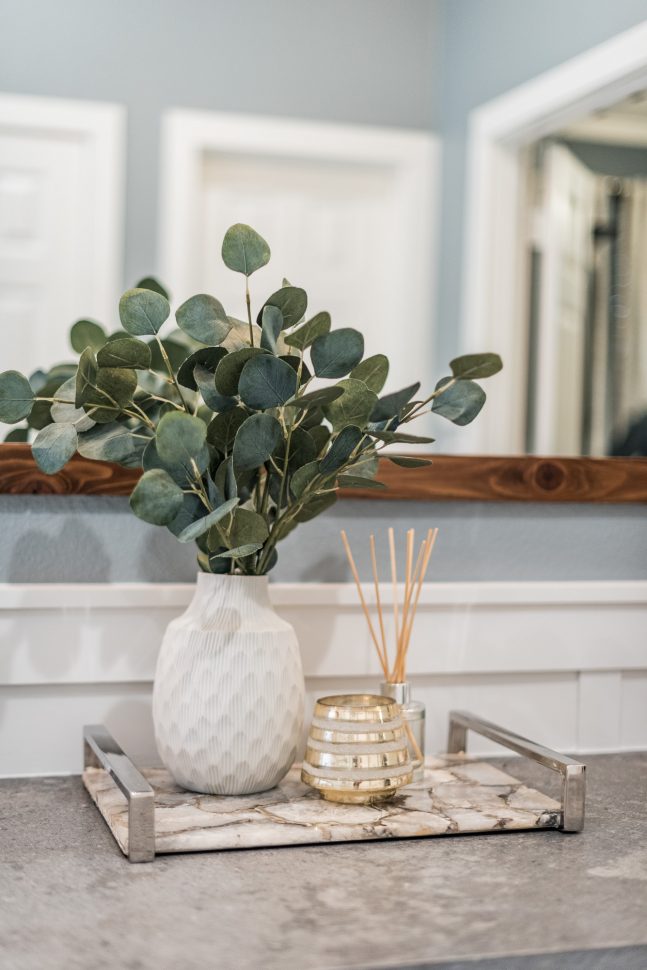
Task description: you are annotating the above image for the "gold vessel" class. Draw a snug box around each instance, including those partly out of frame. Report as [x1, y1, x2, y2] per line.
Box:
[301, 694, 413, 803]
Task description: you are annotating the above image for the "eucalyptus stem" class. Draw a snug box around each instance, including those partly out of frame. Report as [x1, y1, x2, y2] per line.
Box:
[245, 279, 254, 347]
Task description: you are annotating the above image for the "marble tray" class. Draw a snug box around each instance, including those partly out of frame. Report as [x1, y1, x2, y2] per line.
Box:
[82, 754, 562, 857]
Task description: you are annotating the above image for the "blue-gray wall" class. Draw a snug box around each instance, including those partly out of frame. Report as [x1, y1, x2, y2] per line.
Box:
[1, 0, 646, 583]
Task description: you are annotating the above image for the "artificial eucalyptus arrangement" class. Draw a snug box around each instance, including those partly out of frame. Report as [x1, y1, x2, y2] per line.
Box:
[0, 224, 501, 577]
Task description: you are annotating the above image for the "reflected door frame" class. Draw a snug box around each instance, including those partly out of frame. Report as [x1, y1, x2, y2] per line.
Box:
[461, 19, 647, 454]
[158, 109, 439, 407]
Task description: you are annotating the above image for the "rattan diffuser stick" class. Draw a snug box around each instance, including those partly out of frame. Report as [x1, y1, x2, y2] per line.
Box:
[341, 527, 439, 682]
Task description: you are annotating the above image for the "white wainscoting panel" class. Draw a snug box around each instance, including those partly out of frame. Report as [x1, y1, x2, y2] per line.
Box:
[0, 581, 645, 776]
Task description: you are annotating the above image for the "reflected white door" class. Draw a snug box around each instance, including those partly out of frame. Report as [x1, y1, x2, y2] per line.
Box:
[0, 95, 124, 379]
[160, 111, 438, 409]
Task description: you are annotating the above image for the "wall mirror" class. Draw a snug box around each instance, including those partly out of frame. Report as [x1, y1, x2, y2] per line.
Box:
[2, 24, 647, 502]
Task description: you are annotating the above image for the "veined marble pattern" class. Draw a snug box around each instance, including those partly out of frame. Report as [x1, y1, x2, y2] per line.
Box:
[83, 755, 562, 857]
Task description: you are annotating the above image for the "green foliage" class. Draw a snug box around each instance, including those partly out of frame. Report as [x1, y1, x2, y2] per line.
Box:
[11, 224, 501, 574]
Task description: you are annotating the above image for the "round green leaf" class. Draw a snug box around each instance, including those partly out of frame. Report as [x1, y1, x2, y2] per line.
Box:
[176, 294, 231, 345]
[50, 376, 95, 432]
[135, 276, 169, 300]
[232, 413, 282, 472]
[295, 492, 337, 522]
[284, 386, 343, 410]
[257, 286, 307, 329]
[238, 355, 298, 409]
[370, 382, 421, 422]
[311, 328, 364, 378]
[85, 368, 138, 423]
[70, 319, 107, 355]
[156, 411, 207, 466]
[284, 312, 331, 351]
[290, 460, 319, 499]
[322, 378, 377, 431]
[77, 423, 148, 464]
[75, 348, 97, 407]
[275, 427, 317, 473]
[130, 468, 184, 526]
[320, 425, 363, 473]
[96, 337, 151, 370]
[119, 288, 170, 336]
[148, 338, 189, 372]
[142, 437, 209, 486]
[32, 422, 78, 474]
[260, 305, 283, 353]
[177, 497, 239, 543]
[224, 507, 269, 547]
[207, 407, 248, 452]
[177, 347, 227, 390]
[215, 347, 266, 397]
[221, 224, 270, 276]
[194, 364, 236, 412]
[4, 427, 28, 443]
[350, 354, 389, 393]
[431, 378, 486, 426]
[0, 370, 34, 424]
[450, 353, 503, 380]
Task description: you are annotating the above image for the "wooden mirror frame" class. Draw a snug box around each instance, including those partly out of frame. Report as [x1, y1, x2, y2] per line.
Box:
[1, 444, 645, 502]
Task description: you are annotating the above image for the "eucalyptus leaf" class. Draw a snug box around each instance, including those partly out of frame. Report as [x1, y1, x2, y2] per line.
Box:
[320, 425, 363, 473]
[194, 364, 236, 412]
[450, 353, 503, 380]
[284, 386, 344, 410]
[70, 319, 107, 355]
[232, 413, 282, 472]
[387, 455, 432, 468]
[156, 411, 207, 466]
[135, 276, 169, 300]
[215, 347, 266, 397]
[221, 224, 270, 276]
[309, 424, 331, 455]
[166, 492, 205, 538]
[260, 305, 283, 354]
[369, 430, 435, 445]
[346, 448, 379, 479]
[322, 378, 377, 431]
[275, 427, 317, 473]
[119, 288, 170, 336]
[177, 347, 227, 390]
[176, 294, 231, 345]
[213, 543, 263, 559]
[130, 468, 184, 525]
[143, 437, 209, 486]
[75, 349, 97, 407]
[311, 328, 364, 378]
[50, 376, 95, 432]
[284, 311, 331, 351]
[290, 460, 319, 499]
[85, 368, 138, 423]
[238, 355, 298, 409]
[279, 355, 312, 385]
[257, 286, 307, 329]
[337, 475, 386, 489]
[370, 382, 421, 422]
[222, 507, 269, 547]
[148, 338, 189, 373]
[177, 497, 239, 542]
[32, 423, 78, 473]
[4, 427, 28, 442]
[0, 370, 34, 424]
[77, 423, 148, 464]
[96, 337, 151, 370]
[207, 407, 248, 452]
[431, 378, 486, 426]
[349, 354, 389, 394]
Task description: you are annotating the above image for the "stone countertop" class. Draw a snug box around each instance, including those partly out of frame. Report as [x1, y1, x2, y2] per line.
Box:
[1, 753, 646, 970]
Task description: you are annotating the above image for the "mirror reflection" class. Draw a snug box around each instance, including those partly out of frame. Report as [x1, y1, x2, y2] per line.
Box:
[521, 92, 647, 456]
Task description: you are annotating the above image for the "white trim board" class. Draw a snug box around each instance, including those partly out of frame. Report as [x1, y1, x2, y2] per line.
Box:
[1, 580, 645, 775]
[460, 20, 647, 453]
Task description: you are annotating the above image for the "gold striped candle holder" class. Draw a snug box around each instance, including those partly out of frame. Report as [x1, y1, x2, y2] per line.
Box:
[301, 694, 413, 804]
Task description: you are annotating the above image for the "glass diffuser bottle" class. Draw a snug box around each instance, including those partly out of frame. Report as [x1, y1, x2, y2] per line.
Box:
[380, 681, 425, 780]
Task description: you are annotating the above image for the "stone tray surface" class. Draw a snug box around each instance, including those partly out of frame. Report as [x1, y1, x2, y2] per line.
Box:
[82, 754, 562, 856]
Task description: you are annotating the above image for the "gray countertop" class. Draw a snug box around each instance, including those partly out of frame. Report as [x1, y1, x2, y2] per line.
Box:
[1, 753, 646, 970]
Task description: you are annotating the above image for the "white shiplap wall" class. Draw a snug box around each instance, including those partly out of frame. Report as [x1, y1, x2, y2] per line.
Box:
[1, 582, 646, 776]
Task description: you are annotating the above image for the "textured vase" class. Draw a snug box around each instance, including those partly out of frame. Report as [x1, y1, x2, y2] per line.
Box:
[152, 573, 305, 795]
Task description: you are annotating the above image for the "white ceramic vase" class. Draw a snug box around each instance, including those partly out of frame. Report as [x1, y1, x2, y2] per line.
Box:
[152, 573, 305, 795]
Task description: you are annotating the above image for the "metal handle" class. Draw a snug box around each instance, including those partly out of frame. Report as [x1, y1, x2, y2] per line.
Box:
[447, 710, 586, 832]
[83, 725, 155, 862]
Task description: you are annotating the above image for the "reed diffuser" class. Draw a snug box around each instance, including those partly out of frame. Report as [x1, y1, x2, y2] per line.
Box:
[341, 527, 438, 780]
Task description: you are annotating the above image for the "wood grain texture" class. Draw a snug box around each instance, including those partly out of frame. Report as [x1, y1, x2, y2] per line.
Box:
[1, 444, 646, 502]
